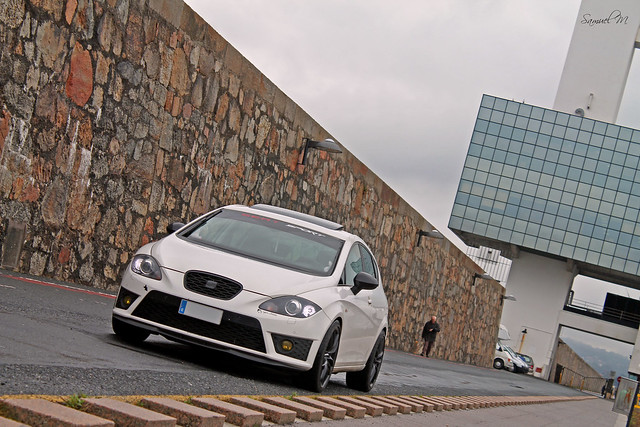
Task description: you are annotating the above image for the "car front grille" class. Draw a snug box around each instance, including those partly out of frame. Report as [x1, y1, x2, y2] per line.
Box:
[184, 271, 243, 300]
[132, 291, 265, 353]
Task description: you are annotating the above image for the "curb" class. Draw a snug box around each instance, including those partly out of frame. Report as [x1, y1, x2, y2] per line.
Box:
[0, 394, 597, 426]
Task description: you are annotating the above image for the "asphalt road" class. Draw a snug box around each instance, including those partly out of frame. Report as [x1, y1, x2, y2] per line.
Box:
[0, 269, 586, 398]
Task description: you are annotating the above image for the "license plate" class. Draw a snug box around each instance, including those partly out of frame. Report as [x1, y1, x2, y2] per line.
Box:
[178, 299, 223, 324]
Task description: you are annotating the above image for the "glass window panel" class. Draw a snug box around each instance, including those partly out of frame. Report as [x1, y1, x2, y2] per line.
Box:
[483, 186, 497, 199]
[602, 241, 616, 255]
[599, 201, 613, 215]
[556, 112, 570, 126]
[486, 226, 500, 239]
[619, 179, 632, 193]
[565, 128, 579, 141]
[542, 213, 556, 226]
[535, 239, 550, 252]
[622, 166, 637, 180]
[612, 258, 626, 271]
[481, 95, 495, 108]
[567, 115, 582, 129]
[589, 186, 603, 199]
[577, 130, 591, 143]
[505, 152, 519, 166]
[540, 122, 554, 135]
[520, 143, 535, 157]
[480, 146, 495, 160]
[520, 194, 533, 208]
[574, 194, 587, 208]
[531, 106, 544, 120]
[505, 204, 518, 217]
[533, 146, 547, 159]
[494, 98, 508, 111]
[475, 120, 489, 133]
[523, 235, 537, 248]
[487, 174, 501, 187]
[460, 218, 475, 233]
[548, 241, 562, 254]
[565, 232, 578, 246]
[483, 134, 497, 147]
[550, 137, 563, 150]
[599, 148, 613, 162]
[464, 155, 480, 169]
[603, 136, 617, 150]
[468, 195, 481, 208]
[468, 144, 482, 156]
[586, 251, 600, 265]
[478, 107, 492, 120]
[616, 139, 630, 153]
[499, 125, 513, 138]
[552, 125, 566, 138]
[493, 150, 507, 163]
[514, 116, 529, 129]
[580, 118, 595, 132]
[451, 205, 466, 217]
[498, 229, 512, 241]
[606, 124, 620, 138]
[530, 158, 544, 171]
[502, 164, 516, 177]
[511, 180, 525, 193]
[543, 110, 557, 123]
[506, 100, 520, 114]
[558, 152, 572, 165]
[619, 127, 633, 141]
[517, 156, 532, 168]
[619, 232, 632, 246]
[511, 232, 524, 246]
[546, 201, 560, 215]
[449, 216, 463, 229]
[512, 128, 526, 142]
[574, 247, 587, 262]
[592, 226, 606, 240]
[551, 228, 566, 242]
[530, 210, 543, 224]
[558, 204, 572, 218]
[477, 210, 490, 223]
[473, 222, 488, 235]
[564, 180, 579, 193]
[560, 245, 575, 259]
[536, 186, 550, 199]
[471, 182, 485, 196]
[477, 158, 492, 172]
[583, 210, 597, 224]
[599, 254, 613, 269]
[498, 176, 513, 189]
[574, 143, 588, 156]
[569, 207, 584, 221]
[605, 176, 620, 190]
[487, 122, 501, 135]
[480, 198, 493, 212]
[503, 113, 516, 126]
[527, 119, 541, 132]
[502, 217, 515, 229]
[570, 156, 584, 169]
[612, 152, 626, 165]
[517, 206, 531, 220]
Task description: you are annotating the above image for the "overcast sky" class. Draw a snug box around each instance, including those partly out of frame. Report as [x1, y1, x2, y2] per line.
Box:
[184, 1, 640, 357]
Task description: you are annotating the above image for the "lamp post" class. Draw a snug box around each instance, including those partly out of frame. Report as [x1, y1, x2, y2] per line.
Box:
[416, 229, 444, 246]
[299, 137, 342, 165]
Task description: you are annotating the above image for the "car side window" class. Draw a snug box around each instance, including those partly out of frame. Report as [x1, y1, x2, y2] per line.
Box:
[360, 246, 377, 278]
[342, 245, 363, 286]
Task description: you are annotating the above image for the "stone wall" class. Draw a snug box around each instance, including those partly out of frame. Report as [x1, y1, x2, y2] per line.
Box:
[0, 0, 504, 367]
[550, 339, 606, 393]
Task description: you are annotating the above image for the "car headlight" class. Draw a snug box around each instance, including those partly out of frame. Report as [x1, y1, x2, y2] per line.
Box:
[130, 254, 162, 280]
[259, 296, 321, 318]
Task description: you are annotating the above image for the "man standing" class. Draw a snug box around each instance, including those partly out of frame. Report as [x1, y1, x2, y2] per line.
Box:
[421, 315, 441, 357]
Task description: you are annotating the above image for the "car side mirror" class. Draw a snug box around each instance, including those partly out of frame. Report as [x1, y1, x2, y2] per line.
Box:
[352, 272, 378, 295]
[167, 222, 185, 234]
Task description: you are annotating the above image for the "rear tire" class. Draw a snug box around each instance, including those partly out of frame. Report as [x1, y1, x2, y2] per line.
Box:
[346, 331, 385, 392]
[112, 316, 150, 343]
[493, 358, 504, 370]
[301, 321, 341, 392]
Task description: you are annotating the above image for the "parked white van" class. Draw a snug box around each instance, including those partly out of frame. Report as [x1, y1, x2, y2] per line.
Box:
[494, 341, 515, 371]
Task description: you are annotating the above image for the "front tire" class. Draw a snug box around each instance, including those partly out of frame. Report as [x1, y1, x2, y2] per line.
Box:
[493, 358, 504, 370]
[301, 321, 341, 392]
[346, 331, 385, 392]
[112, 316, 151, 343]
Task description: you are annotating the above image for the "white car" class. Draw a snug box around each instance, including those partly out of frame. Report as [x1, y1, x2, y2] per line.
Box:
[112, 204, 389, 392]
[494, 342, 515, 371]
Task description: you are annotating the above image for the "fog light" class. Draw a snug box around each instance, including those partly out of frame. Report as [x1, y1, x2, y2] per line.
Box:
[280, 340, 294, 352]
[122, 295, 134, 307]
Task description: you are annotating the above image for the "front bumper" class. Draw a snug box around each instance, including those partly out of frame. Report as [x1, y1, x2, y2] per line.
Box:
[112, 269, 332, 371]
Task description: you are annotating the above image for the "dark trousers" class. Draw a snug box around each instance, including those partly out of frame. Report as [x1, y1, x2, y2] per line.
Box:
[422, 340, 434, 357]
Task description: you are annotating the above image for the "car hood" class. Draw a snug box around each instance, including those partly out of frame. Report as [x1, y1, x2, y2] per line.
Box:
[149, 235, 336, 296]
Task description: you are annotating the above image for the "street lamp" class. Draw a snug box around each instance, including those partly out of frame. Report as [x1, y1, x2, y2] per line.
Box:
[416, 229, 444, 246]
[500, 294, 517, 305]
[472, 272, 493, 286]
[299, 137, 342, 165]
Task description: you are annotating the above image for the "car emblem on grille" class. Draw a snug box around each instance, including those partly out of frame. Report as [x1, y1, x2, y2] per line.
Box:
[205, 279, 218, 289]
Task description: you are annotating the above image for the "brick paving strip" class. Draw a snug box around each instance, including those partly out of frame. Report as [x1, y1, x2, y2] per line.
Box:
[0, 394, 598, 426]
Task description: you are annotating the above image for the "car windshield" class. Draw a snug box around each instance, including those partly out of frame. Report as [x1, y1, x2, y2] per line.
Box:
[179, 209, 344, 276]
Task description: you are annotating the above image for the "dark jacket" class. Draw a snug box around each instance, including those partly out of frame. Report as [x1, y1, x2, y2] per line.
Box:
[422, 320, 441, 342]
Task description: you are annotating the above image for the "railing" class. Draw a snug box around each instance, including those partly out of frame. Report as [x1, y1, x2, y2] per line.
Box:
[556, 365, 607, 394]
[564, 296, 640, 328]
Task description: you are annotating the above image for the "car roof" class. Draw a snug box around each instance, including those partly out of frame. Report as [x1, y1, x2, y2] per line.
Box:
[251, 204, 344, 231]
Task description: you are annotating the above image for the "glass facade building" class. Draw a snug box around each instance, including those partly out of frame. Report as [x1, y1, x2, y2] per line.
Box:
[449, 95, 640, 284]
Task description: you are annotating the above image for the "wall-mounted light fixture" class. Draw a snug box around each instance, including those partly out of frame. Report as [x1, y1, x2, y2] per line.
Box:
[472, 272, 493, 286]
[416, 229, 444, 246]
[500, 294, 517, 305]
[299, 137, 342, 165]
